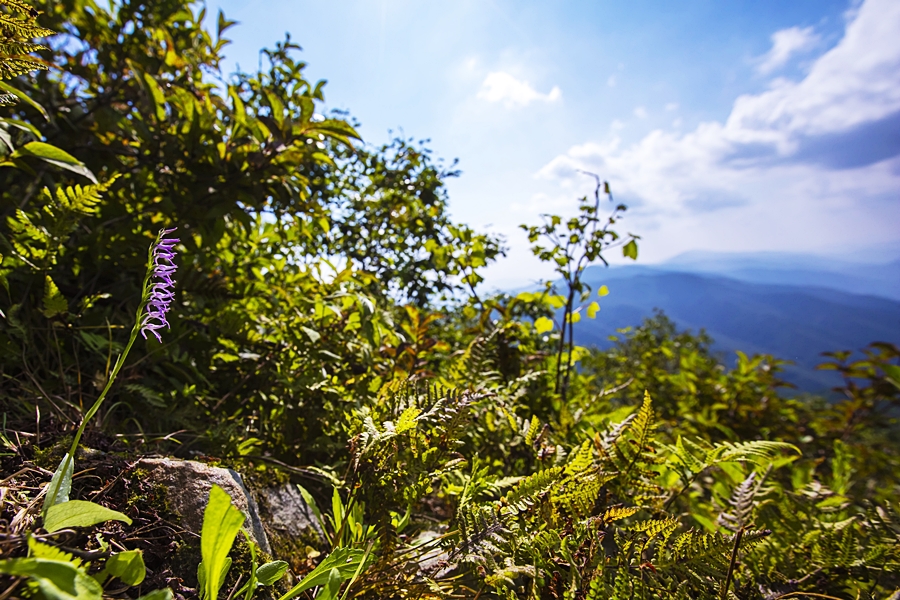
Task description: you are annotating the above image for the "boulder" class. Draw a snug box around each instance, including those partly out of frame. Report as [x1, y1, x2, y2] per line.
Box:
[254, 483, 325, 545]
[136, 457, 271, 554]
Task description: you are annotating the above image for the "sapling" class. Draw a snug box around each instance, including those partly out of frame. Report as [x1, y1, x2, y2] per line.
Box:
[43, 228, 179, 516]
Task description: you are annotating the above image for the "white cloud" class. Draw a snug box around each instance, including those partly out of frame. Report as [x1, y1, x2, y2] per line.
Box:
[477, 71, 562, 108]
[607, 74, 617, 88]
[756, 26, 820, 74]
[665, 102, 679, 112]
[536, 0, 900, 260]
[633, 106, 648, 119]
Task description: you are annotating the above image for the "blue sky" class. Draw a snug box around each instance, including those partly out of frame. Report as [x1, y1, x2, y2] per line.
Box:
[205, 0, 900, 289]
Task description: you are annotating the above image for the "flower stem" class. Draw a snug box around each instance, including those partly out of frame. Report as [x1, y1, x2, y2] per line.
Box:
[44, 240, 156, 512]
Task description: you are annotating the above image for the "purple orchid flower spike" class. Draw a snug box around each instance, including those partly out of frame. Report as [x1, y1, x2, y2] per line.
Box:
[140, 227, 179, 342]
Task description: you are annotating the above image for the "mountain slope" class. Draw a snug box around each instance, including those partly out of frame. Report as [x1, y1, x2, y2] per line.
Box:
[574, 267, 900, 392]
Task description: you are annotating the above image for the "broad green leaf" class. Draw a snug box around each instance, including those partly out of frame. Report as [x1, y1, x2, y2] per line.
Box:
[103, 550, 146, 586]
[622, 239, 638, 260]
[141, 72, 167, 122]
[0, 81, 49, 119]
[0, 557, 103, 600]
[331, 487, 343, 533]
[42, 454, 73, 518]
[44, 500, 132, 532]
[586, 301, 600, 319]
[199, 485, 245, 600]
[296, 484, 326, 535]
[11, 142, 97, 182]
[312, 568, 342, 600]
[256, 560, 289, 586]
[277, 548, 368, 600]
[598, 285, 609, 297]
[42, 275, 67, 318]
[534, 317, 553, 334]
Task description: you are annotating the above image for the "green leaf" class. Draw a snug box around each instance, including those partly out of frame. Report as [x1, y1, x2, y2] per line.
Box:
[0, 81, 49, 119]
[586, 301, 600, 319]
[882, 363, 900, 389]
[104, 550, 146, 586]
[301, 326, 321, 343]
[256, 560, 289, 586]
[313, 568, 342, 600]
[199, 485, 245, 600]
[534, 316, 554, 334]
[0, 557, 103, 600]
[277, 548, 368, 600]
[296, 484, 326, 537]
[42, 275, 68, 318]
[44, 500, 132, 532]
[598, 285, 609, 297]
[11, 142, 97, 182]
[141, 72, 167, 122]
[622, 239, 638, 260]
[42, 453, 73, 518]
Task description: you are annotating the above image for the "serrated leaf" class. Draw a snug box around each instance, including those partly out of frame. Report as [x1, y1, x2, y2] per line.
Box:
[622, 239, 638, 260]
[42, 275, 67, 318]
[395, 406, 421, 434]
[44, 500, 132, 532]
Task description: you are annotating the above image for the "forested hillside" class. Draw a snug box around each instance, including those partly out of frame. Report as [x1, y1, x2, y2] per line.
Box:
[0, 2, 898, 599]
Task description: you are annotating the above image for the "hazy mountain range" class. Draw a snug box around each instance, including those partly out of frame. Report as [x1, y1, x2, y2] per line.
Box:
[562, 252, 900, 393]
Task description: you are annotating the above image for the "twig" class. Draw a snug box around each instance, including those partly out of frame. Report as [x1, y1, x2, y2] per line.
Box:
[720, 527, 743, 599]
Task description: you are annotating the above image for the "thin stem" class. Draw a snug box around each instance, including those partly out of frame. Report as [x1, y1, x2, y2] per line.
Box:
[720, 527, 743, 599]
[44, 238, 156, 511]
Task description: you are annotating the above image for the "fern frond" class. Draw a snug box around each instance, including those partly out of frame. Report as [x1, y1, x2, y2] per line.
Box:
[710, 440, 800, 465]
[603, 505, 640, 523]
[502, 466, 563, 515]
[718, 469, 770, 532]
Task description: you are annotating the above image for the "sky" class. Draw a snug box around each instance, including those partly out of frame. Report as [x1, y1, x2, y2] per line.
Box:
[205, 0, 900, 289]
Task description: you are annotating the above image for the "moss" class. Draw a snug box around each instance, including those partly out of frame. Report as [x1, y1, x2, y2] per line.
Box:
[31, 435, 72, 469]
[239, 460, 291, 490]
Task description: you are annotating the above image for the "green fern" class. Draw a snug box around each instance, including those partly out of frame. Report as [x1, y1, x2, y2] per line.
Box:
[0, 0, 53, 87]
[4, 177, 118, 270]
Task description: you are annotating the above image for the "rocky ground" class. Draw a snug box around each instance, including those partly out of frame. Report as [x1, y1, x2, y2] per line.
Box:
[0, 421, 328, 599]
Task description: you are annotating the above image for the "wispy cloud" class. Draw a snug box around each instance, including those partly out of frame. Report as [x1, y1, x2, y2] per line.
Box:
[477, 71, 562, 108]
[755, 26, 819, 74]
[536, 0, 900, 256]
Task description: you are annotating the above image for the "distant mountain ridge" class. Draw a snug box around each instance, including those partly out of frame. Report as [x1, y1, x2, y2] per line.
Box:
[564, 255, 900, 393]
[656, 250, 900, 300]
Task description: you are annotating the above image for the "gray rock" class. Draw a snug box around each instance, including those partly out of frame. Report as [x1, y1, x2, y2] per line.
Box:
[254, 484, 325, 548]
[137, 458, 271, 554]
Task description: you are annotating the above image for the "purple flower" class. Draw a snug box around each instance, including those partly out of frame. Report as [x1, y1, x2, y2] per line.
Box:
[140, 227, 179, 342]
